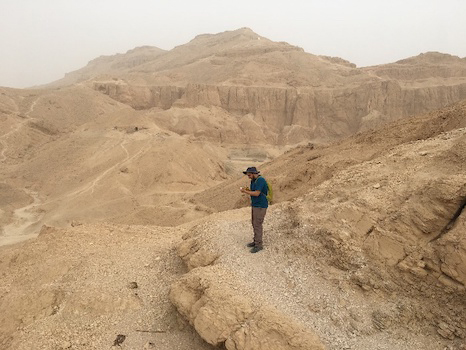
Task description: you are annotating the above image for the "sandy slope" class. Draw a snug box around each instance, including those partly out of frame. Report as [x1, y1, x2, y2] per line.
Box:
[1, 85, 281, 244]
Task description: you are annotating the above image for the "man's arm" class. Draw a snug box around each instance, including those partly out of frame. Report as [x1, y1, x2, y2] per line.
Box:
[240, 188, 261, 197]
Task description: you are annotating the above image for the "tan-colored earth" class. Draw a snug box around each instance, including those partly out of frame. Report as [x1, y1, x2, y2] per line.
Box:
[0, 28, 465, 350]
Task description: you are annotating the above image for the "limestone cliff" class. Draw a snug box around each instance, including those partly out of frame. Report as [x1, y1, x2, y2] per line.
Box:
[93, 80, 466, 143]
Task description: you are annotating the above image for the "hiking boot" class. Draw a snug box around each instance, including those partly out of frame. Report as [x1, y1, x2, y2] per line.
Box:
[246, 242, 255, 248]
[250, 246, 263, 253]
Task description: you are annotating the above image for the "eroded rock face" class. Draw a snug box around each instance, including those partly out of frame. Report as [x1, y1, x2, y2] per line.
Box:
[293, 127, 466, 291]
[423, 199, 466, 287]
[170, 267, 325, 350]
[93, 82, 184, 110]
[177, 231, 220, 271]
[94, 81, 466, 143]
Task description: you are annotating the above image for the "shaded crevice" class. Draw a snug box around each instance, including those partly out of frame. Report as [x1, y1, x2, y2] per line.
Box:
[396, 253, 410, 267]
[440, 272, 465, 288]
[430, 196, 466, 242]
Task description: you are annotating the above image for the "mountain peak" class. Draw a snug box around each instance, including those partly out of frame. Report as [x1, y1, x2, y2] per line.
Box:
[396, 51, 464, 65]
[188, 27, 265, 45]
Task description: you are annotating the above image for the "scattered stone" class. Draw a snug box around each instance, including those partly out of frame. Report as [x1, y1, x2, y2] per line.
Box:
[70, 220, 83, 227]
[437, 327, 455, 340]
[113, 334, 126, 346]
[61, 341, 72, 349]
[129, 281, 138, 289]
[143, 341, 157, 349]
[373, 183, 381, 189]
[361, 284, 371, 291]
[438, 322, 450, 331]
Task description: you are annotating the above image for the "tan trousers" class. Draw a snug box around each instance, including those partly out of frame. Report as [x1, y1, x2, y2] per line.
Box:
[252, 207, 267, 248]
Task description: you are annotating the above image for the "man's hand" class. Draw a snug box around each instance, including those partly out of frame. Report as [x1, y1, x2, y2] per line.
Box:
[240, 187, 261, 197]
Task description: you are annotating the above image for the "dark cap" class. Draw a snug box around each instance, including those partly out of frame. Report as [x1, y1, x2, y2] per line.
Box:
[243, 167, 260, 174]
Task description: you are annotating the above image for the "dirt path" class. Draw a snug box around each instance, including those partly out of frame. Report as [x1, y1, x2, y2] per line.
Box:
[0, 98, 45, 246]
[0, 97, 39, 162]
[64, 137, 150, 199]
[0, 189, 44, 246]
[0, 134, 151, 246]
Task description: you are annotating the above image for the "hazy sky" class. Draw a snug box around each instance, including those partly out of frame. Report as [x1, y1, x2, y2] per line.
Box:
[1, 0, 465, 88]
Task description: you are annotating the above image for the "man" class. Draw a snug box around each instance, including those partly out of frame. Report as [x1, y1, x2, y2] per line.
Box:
[240, 167, 268, 253]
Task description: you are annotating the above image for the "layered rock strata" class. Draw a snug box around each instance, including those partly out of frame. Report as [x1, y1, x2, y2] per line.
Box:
[94, 81, 466, 142]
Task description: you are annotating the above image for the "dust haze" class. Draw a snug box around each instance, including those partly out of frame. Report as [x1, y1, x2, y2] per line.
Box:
[1, 0, 466, 88]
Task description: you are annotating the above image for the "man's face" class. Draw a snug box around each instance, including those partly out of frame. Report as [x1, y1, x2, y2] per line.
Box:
[246, 172, 256, 180]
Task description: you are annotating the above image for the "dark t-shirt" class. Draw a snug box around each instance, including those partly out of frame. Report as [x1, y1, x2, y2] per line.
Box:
[250, 176, 268, 208]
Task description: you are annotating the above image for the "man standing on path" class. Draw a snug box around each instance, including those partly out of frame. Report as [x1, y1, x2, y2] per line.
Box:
[240, 167, 268, 253]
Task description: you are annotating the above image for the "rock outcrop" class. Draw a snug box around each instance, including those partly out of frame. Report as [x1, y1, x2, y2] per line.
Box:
[170, 224, 326, 350]
[170, 267, 325, 350]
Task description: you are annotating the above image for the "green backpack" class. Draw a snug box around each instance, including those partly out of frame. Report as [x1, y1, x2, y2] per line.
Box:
[265, 179, 273, 204]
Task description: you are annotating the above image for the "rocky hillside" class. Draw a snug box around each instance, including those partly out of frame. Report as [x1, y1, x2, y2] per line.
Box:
[0, 100, 464, 349]
[364, 51, 466, 82]
[0, 85, 240, 245]
[171, 101, 466, 349]
[43, 46, 167, 88]
[192, 99, 466, 212]
[1, 26, 465, 350]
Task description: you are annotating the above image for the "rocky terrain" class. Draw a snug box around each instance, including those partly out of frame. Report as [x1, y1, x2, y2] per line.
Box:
[0, 223, 215, 350]
[0, 28, 465, 349]
[171, 101, 466, 349]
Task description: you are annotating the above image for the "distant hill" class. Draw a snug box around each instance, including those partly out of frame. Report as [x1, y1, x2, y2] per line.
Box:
[42, 28, 466, 143]
[46, 28, 366, 88]
[43, 45, 166, 88]
[363, 51, 466, 81]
